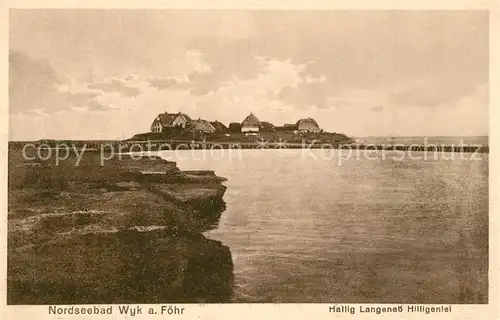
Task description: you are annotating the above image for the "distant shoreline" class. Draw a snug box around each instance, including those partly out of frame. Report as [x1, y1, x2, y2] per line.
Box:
[9, 140, 489, 154]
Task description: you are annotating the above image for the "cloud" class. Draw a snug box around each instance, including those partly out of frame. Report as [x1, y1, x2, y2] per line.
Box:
[211, 58, 306, 102]
[109, 57, 311, 132]
[87, 78, 141, 97]
[87, 98, 113, 111]
[9, 50, 118, 114]
[147, 77, 192, 91]
[186, 39, 267, 95]
[9, 11, 489, 139]
[64, 91, 100, 107]
[277, 81, 331, 109]
[9, 50, 66, 114]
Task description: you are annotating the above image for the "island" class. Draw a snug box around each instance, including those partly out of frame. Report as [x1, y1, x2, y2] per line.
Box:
[132, 111, 356, 148]
[11, 111, 486, 154]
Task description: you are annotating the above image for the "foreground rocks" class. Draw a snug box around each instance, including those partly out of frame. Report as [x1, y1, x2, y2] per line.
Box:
[7, 149, 233, 304]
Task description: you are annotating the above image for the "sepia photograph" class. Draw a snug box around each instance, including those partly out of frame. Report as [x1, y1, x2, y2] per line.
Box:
[4, 5, 493, 313]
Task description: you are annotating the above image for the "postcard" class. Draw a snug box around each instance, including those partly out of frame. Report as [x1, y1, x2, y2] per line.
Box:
[1, 1, 498, 319]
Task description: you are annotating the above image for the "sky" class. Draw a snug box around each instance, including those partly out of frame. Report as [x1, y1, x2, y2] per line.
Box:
[9, 10, 489, 140]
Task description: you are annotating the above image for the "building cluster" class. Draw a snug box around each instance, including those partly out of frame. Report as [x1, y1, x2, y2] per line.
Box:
[150, 112, 321, 135]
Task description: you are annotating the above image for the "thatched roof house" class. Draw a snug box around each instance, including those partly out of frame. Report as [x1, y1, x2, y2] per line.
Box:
[210, 121, 229, 133]
[259, 121, 275, 132]
[296, 118, 320, 133]
[151, 112, 191, 132]
[190, 119, 216, 134]
[241, 113, 260, 132]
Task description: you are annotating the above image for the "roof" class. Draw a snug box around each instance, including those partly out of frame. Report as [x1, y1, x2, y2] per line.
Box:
[242, 113, 260, 127]
[296, 117, 320, 128]
[155, 112, 191, 126]
[259, 121, 275, 129]
[191, 119, 216, 132]
[180, 113, 192, 122]
[260, 121, 275, 127]
[210, 121, 228, 131]
[156, 113, 177, 126]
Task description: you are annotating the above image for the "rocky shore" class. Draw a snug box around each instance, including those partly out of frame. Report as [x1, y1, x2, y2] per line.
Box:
[7, 148, 233, 304]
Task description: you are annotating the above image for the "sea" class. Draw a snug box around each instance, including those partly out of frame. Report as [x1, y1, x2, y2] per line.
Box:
[155, 138, 488, 303]
[354, 136, 488, 147]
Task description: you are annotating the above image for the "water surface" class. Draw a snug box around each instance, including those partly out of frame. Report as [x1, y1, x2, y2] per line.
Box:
[158, 149, 488, 303]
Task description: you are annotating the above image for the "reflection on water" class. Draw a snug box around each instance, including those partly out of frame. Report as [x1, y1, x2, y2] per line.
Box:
[159, 149, 488, 303]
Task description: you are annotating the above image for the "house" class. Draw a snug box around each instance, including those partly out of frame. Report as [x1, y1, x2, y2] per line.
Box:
[190, 119, 216, 134]
[151, 112, 191, 133]
[296, 118, 321, 133]
[241, 113, 260, 133]
[210, 121, 229, 134]
[259, 121, 275, 132]
[228, 122, 242, 133]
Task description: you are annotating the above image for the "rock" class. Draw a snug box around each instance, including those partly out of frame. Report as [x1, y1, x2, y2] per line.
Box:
[8, 230, 233, 304]
[147, 182, 227, 214]
[7, 148, 233, 304]
[20, 154, 183, 191]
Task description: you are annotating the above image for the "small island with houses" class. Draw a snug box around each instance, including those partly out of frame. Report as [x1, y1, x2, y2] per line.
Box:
[14, 111, 488, 153]
[128, 111, 355, 148]
[9, 111, 488, 154]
